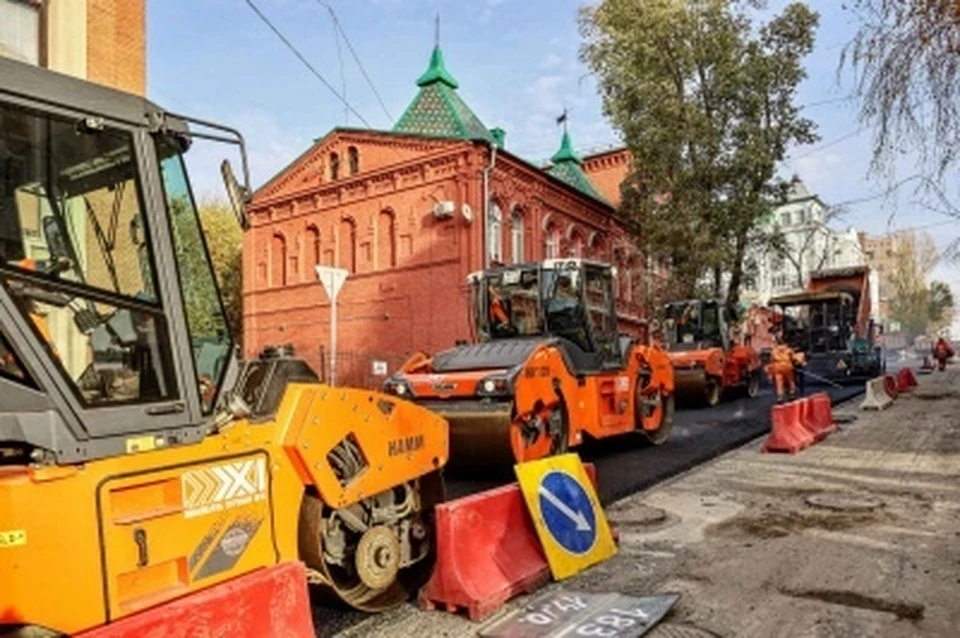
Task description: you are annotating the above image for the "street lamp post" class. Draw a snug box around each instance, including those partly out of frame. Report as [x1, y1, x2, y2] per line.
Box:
[314, 266, 348, 386]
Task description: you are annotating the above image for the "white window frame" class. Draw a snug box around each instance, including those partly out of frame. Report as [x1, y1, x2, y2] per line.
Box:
[510, 208, 524, 264]
[487, 201, 502, 264]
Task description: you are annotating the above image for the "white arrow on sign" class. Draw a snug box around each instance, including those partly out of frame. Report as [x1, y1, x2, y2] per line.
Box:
[539, 485, 592, 532]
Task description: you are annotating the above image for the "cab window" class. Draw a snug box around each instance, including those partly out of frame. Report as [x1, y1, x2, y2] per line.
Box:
[0, 102, 177, 406]
[0, 330, 31, 386]
[156, 137, 232, 414]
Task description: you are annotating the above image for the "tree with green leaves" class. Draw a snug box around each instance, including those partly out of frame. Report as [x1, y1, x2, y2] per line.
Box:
[169, 197, 244, 347]
[579, 0, 819, 308]
[889, 230, 943, 340]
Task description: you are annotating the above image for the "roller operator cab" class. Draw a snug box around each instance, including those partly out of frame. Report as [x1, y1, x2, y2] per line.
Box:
[0, 57, 448, 637]
[385, 259, 675, 474]
[662, 300, 761, 407]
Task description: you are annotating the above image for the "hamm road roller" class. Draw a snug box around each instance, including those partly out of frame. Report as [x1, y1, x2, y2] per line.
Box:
[0, 56, 447, 637]
[384, 259, 675, 472]
[662, 299, 761, 407]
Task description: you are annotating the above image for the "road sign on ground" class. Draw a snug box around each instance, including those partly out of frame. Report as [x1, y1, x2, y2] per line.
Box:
[481, 590, 680, 638]
[515, 453, 616, 580]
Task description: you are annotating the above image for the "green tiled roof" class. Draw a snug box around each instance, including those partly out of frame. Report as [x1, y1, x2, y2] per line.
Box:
[393, 46, 493, 142]
[546, 131, 605, 201]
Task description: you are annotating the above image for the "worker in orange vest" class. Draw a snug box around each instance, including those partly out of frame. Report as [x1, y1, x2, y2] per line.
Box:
[767, 331, 804, 403]
[933, 336, 954, 371]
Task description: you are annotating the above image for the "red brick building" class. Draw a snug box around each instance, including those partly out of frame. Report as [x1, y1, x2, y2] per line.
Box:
[244, 46, 647, 386]
[0, 0, 145, 95]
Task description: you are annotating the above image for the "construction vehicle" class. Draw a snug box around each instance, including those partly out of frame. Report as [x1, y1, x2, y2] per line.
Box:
[383, 259, 675, 472]
[768, 266, 884, 383]
[662, 300, 762, 407]
[0, 57, 448, 637]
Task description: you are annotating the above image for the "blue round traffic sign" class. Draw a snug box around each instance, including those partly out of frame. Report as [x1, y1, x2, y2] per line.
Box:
[537, 470, 597, 555]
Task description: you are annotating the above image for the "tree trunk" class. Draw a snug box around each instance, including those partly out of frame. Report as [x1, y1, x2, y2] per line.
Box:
[726, 230, 748, 311]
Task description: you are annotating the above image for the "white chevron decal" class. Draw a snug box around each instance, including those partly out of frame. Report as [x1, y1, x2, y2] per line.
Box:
[181, 458, 267, 518]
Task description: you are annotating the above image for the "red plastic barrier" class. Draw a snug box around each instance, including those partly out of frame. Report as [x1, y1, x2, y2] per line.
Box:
[897, 367, 918, 392]
[763, 399, 815, 454]
[76, 562, 314, 638]
[419, 464, 597, 621]
[883, 374, 899, 399]
[804, 392, 837, 441]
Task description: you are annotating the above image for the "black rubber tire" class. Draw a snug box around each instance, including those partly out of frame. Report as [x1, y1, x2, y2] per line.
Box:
[643, 392, 674, 445]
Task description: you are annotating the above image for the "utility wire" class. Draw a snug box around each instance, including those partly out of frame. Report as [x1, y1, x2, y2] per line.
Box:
[315, 0, 395, 124]
[244, 0, 373, 128]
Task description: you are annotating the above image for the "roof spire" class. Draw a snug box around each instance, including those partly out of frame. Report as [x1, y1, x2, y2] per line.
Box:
[416, 43, 459, 88]
[435, 12, 440, 48]
[552, 128, 581, 164]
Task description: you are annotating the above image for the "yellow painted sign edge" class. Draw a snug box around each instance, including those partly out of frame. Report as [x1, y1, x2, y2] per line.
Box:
[515, 453, 617, 580]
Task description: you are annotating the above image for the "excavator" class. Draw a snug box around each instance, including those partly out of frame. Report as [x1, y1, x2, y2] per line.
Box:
[384, 259, 675, 472]
[0, 57, 448, 636]
[662, 300, 761, 407]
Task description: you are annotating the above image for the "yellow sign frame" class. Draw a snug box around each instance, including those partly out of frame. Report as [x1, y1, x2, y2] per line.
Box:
[515, 453, 616, 580]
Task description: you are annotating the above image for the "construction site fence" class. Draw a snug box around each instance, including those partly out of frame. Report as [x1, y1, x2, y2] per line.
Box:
[315, 346, 411, 390]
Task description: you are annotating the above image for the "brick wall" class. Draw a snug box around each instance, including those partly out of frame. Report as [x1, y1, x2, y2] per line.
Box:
[86, 0, 145, 95]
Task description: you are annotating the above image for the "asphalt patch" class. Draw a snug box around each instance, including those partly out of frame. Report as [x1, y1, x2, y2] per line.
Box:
[778, 588, 925, 621]
[709, 509, 876, 539]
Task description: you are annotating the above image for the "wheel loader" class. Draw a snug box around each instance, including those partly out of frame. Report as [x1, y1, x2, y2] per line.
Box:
[384, 259, 675, 472]
[0, 57, 447, 637]
[662, 300, 761, 407]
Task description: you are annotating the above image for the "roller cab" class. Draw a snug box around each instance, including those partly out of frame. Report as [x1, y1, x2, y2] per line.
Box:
[0, 57, 447, 637]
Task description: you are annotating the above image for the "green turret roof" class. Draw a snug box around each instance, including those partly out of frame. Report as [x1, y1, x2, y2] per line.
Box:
[393, 46, 493, 142]
[547, 131, 605, 201]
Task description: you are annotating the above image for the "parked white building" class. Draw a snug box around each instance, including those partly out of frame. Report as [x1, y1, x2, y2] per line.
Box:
[740, 177, 865, 305]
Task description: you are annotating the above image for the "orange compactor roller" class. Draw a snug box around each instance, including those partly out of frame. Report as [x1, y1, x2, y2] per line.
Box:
[0, 56, 447, 637]
[662, 300, 762, 407]
[384, 259, 675, 472]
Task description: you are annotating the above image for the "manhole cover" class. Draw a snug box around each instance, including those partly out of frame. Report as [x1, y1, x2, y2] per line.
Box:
[804, 492, 884, 512]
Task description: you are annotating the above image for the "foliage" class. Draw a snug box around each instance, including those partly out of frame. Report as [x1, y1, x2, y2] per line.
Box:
[842, 1, 960, 176]
[888, 230, 948, 339]
[197, 199, 244, 344]
[580, 0, 819, 308]
[169, 197, 243, 347]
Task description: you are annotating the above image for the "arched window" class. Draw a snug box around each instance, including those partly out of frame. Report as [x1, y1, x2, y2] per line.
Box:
[568, 228, 585, 258]
[330, 152, 340, 181]
[487, 201, 503, 264]
[378, 209, 396, 269]
[339, 218, 356, 273]
[544, 223, 561, 259]
[510, 208, 524, 264]
[348, 146, 360, 175]
[588, 232, 605, 260]
[305, 224, 320, 271]
[271, 232, 287, 287]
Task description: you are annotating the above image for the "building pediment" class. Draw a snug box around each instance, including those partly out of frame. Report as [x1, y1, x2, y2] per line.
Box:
[252, 129, 460, 204]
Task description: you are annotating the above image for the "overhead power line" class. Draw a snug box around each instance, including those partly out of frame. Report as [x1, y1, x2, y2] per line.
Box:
[244, 0, 373, 128]
[315, 0, 395, 124]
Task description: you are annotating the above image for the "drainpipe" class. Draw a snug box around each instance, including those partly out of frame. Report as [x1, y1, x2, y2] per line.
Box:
[481, 140, 498, 269]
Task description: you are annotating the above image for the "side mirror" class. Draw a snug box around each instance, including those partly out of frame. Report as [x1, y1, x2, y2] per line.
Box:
[221, 160, 249, 230]
[42, 216, 69, 262]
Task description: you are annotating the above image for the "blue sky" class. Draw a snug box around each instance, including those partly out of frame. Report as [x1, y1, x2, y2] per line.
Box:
[148, 0, 960, 326]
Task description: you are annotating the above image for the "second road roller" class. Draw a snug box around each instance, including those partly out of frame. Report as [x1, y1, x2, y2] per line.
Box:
[384, 258, 675, 472]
